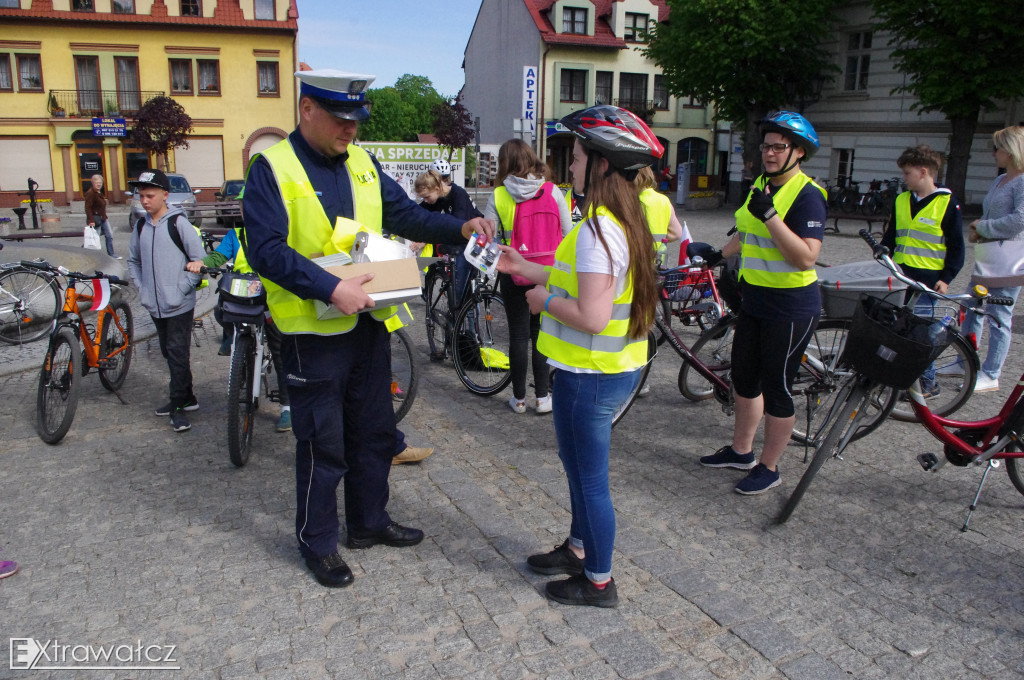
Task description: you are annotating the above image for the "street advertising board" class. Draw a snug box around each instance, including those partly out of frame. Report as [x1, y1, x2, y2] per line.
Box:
[357, 142, 466, 200]
[92, 117, 127, 137]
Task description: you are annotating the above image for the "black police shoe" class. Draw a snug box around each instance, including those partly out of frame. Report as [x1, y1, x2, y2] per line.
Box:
[305, 551, 354, 588]
[545, 574, 618, 608]
[345, 521, 424, 549]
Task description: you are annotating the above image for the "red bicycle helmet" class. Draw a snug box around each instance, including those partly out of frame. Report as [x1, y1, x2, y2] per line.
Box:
[560, 105, 664, 172]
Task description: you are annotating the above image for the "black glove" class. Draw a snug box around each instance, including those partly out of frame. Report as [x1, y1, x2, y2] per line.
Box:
[705, 249, 724, 268]
[746, 187, 777, 222]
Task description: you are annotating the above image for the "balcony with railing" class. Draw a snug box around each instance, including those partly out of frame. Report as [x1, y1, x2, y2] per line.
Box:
[47, 89, 164, 118]
[613, 98, 657, 122]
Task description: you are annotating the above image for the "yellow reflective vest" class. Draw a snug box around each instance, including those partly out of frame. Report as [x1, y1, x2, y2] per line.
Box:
[537, 208, 648, 373]
[736, 173, 825, 288]
[893, 191, 950, 271]
[639, 188, 671, 241]
[249, 139, 402, 335]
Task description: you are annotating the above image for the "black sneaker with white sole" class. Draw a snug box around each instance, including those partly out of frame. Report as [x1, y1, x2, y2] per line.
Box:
[170, 410, 191, 432]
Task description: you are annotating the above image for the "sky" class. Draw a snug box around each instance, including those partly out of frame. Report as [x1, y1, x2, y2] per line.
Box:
[295, 0, 484, 98]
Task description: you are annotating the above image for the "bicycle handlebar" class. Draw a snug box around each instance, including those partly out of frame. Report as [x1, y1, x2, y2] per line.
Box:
[194, 265, 232, 277]
[19, 259, 127, 285]
[857, 229, 1008, 321]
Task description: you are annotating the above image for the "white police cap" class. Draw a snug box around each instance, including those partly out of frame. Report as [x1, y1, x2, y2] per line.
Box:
[296, 69, 375, 121]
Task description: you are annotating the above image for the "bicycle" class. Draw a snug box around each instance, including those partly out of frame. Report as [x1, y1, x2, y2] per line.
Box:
[423, 256, 511, 396]
[0, 257, 62, 345]
[29, 261, 133, 444]
[776, 230, 1017, 526]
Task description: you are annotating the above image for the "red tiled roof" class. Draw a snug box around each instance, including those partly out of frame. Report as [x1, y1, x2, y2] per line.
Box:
[525, 0, 669, 48]
[0, 0, 297, 31]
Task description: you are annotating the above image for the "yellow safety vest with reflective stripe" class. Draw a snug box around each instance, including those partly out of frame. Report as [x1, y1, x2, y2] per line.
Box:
[537, 208, 647, 373]
[232, 227, 252, 274]
[639, 188, 670, 241]
[736, 173, 824, 288]
[249, 140, 407, 334]
[893, 191, 949, 271]
[493, 187, 515, 245]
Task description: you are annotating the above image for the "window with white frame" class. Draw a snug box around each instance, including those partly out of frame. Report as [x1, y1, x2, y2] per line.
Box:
[844, 32, 871, 91]
[563, 7, 586, 34]
[624, 12, 648, 43]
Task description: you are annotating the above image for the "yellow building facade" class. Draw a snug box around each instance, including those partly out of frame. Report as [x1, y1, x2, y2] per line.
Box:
[0, 0, 298, 207]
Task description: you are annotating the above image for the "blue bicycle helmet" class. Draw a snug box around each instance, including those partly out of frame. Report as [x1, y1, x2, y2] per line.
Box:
[761, 111, 819, 160]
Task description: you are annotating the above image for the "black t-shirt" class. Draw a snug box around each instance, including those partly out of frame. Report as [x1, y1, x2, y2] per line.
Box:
[740, 180, 827, 320]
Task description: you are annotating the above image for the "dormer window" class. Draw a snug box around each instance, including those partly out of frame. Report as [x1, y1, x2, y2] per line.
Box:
[624, 13, 649, 43]
[563, 7, 587, 34]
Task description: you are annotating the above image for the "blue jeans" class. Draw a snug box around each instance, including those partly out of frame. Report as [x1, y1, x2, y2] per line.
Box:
[962, 285, 1020, 380]
[93, 217, 116, 257]
[552, 368, 641, 582]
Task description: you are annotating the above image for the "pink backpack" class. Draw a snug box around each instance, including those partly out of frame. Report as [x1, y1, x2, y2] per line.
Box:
[508, 182, 564, 286]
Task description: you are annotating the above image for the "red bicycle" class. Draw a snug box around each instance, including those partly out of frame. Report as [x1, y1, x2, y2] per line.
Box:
[777, 230, 1023, 529]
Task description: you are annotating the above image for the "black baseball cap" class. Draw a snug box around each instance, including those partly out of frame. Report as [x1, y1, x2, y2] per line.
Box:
[129, 169, 170, 191]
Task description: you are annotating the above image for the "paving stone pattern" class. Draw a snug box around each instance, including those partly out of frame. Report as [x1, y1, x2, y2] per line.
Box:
[0, 205, 1022, 679]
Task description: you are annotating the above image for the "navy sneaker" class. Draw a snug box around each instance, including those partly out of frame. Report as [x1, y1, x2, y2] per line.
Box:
[734, 463, 781, 495]
[700, 446, 756, 470]
[155, 396, 199, 417]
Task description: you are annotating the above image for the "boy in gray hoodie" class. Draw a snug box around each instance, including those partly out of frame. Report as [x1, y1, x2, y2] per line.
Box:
[127, 169, 206, 432]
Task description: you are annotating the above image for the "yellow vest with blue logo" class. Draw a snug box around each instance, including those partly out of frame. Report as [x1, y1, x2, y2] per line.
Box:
[249, 139, 402, 334]
[639, 188, 671, 241]
[537, 208, 647, 373]
[893, 191, 949, 271]
[736, 173, 824, 288]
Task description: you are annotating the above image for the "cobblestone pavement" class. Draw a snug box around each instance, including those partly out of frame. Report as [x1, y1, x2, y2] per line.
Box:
[1, 206, 1023, 679]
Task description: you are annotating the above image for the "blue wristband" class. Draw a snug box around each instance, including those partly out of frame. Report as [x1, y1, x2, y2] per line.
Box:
[544, 294, 556, 313]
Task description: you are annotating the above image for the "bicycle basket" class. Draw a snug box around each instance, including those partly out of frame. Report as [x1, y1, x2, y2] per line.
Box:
[217, 271, 266, 323]
[840, 295, 953, 389]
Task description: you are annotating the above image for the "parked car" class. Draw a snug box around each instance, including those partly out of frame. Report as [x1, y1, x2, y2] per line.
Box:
[128, 172, 202, 228]
[214, 179, 245, 226]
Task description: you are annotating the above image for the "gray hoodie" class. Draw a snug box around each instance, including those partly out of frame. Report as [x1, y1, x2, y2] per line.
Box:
[484, 174, 573, 241]
[127, 207, 206, 318]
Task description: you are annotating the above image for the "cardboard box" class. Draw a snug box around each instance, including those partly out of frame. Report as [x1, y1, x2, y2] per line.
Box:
[313, 257, 421, 320]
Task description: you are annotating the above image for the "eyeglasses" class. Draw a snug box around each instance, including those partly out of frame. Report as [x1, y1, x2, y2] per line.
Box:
[759, 143, 792, 154]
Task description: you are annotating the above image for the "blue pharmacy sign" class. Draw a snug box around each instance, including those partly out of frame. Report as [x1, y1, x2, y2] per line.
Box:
[92, 117, 127, 137]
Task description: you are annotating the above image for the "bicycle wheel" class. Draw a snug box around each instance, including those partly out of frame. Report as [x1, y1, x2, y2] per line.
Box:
[790, 319, 896, 445]
[889, 333, 978, 422]
[453, 291, 512, 396]
[839, 190, 858, 214]
[777, 378, 869, 524]
[860, 193, 880, 216]
[423, 268, 450, 361]
[1006, 442, 1024, 497]
[98, 301, 134, 392]
[612, 332, 657, 428]
[678, 317, 736, 402]
[0, 268, 60, 345]
[36, 327, 82, 444]
[227, 332, 257, 467]
[389, 327, 418, 424]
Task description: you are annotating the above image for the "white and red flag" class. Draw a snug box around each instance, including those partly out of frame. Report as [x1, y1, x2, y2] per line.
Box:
[88, 278, 111, 311]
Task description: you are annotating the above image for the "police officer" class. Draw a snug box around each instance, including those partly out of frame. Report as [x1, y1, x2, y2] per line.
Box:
[700, 112, 826, 495]
[242, 69, 494, 588]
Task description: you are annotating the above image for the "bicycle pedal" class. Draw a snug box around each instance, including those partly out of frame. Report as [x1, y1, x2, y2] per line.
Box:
[917, 453, 939, 471]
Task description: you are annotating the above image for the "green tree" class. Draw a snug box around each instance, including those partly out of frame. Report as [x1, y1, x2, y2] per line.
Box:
[644, 0, 838, 169]
[872, 0, 1024, 201]
[130, 95, 193, 170]
[358, 74, 448, 142]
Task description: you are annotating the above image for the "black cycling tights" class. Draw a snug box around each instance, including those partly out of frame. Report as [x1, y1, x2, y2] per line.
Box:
[731, 313, 818, 419]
